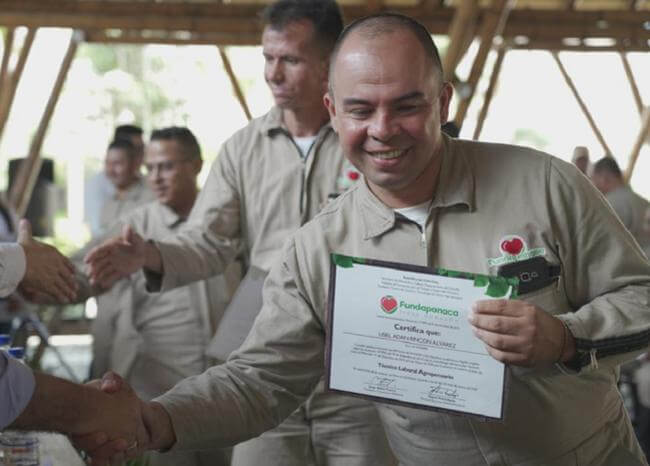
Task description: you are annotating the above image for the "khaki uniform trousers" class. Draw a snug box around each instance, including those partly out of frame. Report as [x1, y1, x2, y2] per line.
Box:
[232, 381, 397, 466]
[377, 402, 646, 466]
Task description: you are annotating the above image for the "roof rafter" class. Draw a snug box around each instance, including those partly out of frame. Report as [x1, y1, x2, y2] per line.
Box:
[0, 0, 648, 51]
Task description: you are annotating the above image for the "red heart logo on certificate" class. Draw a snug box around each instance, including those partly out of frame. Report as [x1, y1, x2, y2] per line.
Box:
[501, 237, 524, 256]
[380, 295, 398, 314]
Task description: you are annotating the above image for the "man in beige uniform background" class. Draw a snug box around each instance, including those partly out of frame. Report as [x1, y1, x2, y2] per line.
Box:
[81, 13, 650, 466]
[591, 156, 650, 257]
[85, 1, 394, 466]
[90, 138, 155, 378]
[106, 127, 236, 466]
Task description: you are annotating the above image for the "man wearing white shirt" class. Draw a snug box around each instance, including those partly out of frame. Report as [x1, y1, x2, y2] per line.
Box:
[0, 219, 78, 428]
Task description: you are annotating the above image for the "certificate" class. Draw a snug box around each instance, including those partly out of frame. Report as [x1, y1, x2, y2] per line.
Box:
[325, 254, 518, 420]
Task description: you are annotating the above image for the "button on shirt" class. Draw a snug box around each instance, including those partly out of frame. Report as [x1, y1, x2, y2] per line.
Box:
[0, 351, 35, 429]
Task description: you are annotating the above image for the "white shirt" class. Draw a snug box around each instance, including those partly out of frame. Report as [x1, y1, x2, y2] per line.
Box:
[0, 244, 26, 297]
[0, 351, 35, 429]
[394, 200, 432, 231]
[293, 136, 316, 158]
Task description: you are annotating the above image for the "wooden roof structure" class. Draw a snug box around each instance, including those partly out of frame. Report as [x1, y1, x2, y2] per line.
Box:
[1, 0, 649, 216]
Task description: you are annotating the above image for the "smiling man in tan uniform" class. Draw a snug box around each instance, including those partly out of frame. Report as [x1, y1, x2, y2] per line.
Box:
[83, 12, 650, 466]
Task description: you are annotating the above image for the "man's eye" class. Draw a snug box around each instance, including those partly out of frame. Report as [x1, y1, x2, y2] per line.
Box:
[348, 108, 371, 117]
[397, 104, 418, 113]
[284, 57, 299, 65]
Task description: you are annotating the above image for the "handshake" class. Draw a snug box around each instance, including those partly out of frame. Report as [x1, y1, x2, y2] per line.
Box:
[70, 372, 176, 466]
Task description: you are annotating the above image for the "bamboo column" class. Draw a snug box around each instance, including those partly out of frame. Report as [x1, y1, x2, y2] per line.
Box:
[551, 51, 613, 157]
[0, 28, 36, 143]
[0, 28, 16, 104]
[620, 52, 643, 115]
[218, 46, 252, 122]
[624, 106, 650, 183]
[453, 0, 515, 128]
[473, 44, 507, 140]
[9, 31, 81, 216]
[442, 0, 479, 83]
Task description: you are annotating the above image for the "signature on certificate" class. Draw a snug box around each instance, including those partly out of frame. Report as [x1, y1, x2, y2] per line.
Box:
[428, 383, 458, 399]
[369, 376, 396, 388]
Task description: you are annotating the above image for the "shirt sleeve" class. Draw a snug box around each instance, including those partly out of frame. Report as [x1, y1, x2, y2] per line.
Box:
[548, 159, 650, 372]
[0, 351, 36, 429]
[0, 243, 26, 298]
[153, 238, 323, 450]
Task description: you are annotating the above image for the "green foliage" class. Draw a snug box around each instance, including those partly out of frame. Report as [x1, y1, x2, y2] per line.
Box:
[512, 128, 549, 151]
[79, 44, 118, 74]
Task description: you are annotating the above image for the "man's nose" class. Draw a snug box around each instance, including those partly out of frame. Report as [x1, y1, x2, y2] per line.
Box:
[266, 61, 283, 83]
[368, 111, 398, 142]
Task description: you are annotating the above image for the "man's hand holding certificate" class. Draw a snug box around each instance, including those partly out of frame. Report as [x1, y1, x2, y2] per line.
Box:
[326, 254, 519, 420]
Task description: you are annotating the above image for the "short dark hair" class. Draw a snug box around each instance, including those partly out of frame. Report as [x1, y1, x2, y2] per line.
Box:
[592, 157, 623, 178]
[107, 138, 137, 160]
[262, 0, 343, 56]
[114, 124, 143, 141]
[150, 127, 202, 161]
[329, 12, 444, 88]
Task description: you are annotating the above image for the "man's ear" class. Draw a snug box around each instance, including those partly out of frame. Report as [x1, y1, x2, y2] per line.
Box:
[324, 92, 338, 133]
[192, 158, 203, 176]
[438, 82, 454, 125]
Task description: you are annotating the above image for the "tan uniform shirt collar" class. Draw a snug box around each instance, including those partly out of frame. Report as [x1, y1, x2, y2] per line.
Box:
[358, 134, 475, 240]
[158, 202, 185, 230]
[260, 106, 333, 140]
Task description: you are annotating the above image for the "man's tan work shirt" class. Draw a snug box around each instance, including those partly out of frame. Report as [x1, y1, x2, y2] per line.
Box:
[157, 136, 650, 464]
[110, 202, 240, 397]
[148, 106, 358, 291]
[99, 177, 154, 235]
[606, 185, 650, 257]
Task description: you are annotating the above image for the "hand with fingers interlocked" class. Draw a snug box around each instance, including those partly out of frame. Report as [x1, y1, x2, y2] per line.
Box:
[73, 372, 177, 466]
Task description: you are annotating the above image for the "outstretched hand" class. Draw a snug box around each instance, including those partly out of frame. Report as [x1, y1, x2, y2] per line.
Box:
[17, 219, 78, 303]
[469, 299, 574, 367]
[84, 225, 148, 289]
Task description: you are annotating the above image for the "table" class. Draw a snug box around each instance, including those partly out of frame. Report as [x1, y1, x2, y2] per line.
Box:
[38, 432, 85, 466]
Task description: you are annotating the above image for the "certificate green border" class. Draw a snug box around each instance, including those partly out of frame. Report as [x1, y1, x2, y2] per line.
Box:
[325, 253, 518, 421]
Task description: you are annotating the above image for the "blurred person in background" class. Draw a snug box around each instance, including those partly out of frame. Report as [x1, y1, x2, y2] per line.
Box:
[85, 125, 146, 237]
[572, 146, 590, 175]
[90, 127, 238, 466]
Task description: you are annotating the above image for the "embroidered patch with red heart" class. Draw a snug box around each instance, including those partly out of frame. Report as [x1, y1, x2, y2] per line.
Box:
[380, 295, 398, 314]
[500, 237, 524, 256]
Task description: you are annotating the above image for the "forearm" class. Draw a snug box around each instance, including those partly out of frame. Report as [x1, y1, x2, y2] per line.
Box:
[149, 233, 239, 292]
[143, 240, 163, 274]
[11, 373, 105, 434]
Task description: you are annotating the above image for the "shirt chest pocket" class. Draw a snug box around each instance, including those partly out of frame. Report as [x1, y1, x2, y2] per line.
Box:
[519, 279, 571, 317]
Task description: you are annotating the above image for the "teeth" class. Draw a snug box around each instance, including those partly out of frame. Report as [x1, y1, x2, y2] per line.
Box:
[369, 150, 404, 160]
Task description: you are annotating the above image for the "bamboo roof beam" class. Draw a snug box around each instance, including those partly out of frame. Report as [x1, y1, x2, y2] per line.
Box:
[420, 0, 446, 10]
[2, 1, 649, 46]
[218, 46, 252, 122]
[473, 43, 507, 140]
[620, 52, 644, 115]
[551, 51, 613, 157]
[0, 28, 36, 144]
[9, 31, 80, 216]
[366, 0, 383, 13]
[442, 0, 480, 83]
[0, 28, 15, 105]
[624, 106, 650, 183]
[453, 0, 515, 129]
